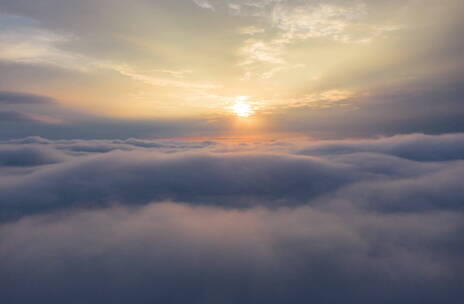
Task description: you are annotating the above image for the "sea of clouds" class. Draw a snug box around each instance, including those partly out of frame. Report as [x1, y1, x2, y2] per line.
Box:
[1, 133, 463, 303]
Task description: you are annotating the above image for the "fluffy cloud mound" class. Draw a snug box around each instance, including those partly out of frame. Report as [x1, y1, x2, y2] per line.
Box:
[0, 145, 68, 167]
[299, 133, 464, 161]
[1, 133, 463, 303]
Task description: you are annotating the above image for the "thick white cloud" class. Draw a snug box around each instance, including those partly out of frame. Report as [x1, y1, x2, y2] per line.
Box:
[4, 134, 464, 303]
[2, 200, 461, 303]
[299, 133, 464, 161]
[1, 133, 463, 216]
[0, 133, 463, 303]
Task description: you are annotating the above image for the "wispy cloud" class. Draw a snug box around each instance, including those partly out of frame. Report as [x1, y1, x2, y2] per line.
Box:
[271, 2, 368, 43]
[193, 0, 215, 11]
[99, 63, 220, 89]
[234, 1, 401, 79]
[0, 22, 89, 71]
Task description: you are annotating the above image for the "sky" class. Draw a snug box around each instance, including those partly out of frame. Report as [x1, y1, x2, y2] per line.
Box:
[1, 1, 464, 303]
[0, 0, 463, 139]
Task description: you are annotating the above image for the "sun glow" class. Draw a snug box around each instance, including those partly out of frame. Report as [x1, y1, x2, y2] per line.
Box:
[232, 96, 254, 117]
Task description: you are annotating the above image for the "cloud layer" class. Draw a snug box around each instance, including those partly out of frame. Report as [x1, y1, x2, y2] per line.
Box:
[1, 133, 463, 303]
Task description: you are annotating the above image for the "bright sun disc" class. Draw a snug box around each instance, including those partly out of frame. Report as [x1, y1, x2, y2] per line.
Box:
[232, 97, 254, 117]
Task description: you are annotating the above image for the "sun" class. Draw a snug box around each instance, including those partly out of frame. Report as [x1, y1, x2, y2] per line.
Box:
[232, 102, 252, 117]
[231, 96, 254, 117]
